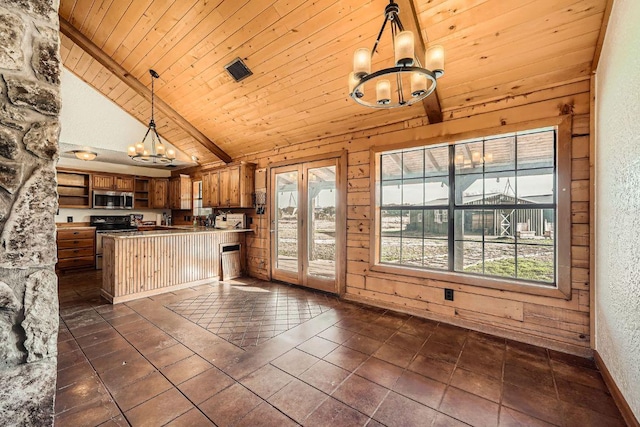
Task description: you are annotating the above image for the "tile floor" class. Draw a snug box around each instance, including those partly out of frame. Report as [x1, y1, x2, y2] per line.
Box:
[55, 271, 625, 426]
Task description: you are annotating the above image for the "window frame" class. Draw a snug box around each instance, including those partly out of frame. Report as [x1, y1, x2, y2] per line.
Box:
[370, 116, 572, 299]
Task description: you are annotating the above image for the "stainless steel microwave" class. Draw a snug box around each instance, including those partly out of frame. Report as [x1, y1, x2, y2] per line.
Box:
[93, 191, 134, 210]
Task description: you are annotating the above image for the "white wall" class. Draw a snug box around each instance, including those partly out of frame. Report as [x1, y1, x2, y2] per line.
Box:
[595, 0, 640, 418]
[59, 68, 149, 151]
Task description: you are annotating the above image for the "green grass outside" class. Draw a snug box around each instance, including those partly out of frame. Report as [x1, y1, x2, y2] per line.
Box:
[465, 257, 553, 282]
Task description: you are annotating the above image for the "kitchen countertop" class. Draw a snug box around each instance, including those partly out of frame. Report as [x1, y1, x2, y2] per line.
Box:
[100, 226, 252, 238]
[56, 223, 94, 229]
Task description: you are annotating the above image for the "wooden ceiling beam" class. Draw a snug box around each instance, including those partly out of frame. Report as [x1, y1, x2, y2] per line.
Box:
[397, 0, 443, 124]
[59, 16, 233, 164]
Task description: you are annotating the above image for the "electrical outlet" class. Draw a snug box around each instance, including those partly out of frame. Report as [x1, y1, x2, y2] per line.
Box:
[444, 288, 454, 301]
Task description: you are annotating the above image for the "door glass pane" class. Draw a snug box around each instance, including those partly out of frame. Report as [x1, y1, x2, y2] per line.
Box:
[275, 171, 298, 273]
[307, 166, 336, 279]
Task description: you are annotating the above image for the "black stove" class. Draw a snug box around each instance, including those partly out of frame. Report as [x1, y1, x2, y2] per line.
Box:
[90, 215, 137, 232]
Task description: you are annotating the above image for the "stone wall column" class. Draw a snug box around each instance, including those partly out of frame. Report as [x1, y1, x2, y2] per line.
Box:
[0, 0, 61, 425]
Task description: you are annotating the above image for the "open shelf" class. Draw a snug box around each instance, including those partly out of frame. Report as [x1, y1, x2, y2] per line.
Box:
[57, 170, 91, 208]
[134, 177, 152, 209]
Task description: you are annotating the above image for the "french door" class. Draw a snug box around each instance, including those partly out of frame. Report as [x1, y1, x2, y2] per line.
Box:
[270, 158, 345, 294]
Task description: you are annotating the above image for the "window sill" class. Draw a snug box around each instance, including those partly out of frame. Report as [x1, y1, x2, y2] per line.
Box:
[369, 263, 571, 300]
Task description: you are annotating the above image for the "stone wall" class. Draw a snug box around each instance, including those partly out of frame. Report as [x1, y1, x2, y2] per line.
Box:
[0, 0, 61, 425]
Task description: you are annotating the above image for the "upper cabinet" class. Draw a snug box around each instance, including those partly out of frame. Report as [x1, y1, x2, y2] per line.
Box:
[57, 169, 91, 208]
[116, 176, 135, 192]
[134, 177, 151, 208]
[92, 173, 134, 191]
[202, 163, 255, 208]
[56, 168, 173, 210]
[151, 178, 169, 209]
[169, 175, 192, 210]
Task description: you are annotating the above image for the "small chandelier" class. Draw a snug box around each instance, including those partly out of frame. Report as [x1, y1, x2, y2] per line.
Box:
[128, 69, 176, 164]
[348, 0, 444, 108]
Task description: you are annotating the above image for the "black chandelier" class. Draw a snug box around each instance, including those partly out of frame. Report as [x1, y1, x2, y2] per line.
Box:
[128, 69, 176, 163]
[348, 0, 444, 108]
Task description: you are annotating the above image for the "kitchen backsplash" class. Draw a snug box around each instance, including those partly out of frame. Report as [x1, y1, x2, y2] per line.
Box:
[55, 208, 168, 224]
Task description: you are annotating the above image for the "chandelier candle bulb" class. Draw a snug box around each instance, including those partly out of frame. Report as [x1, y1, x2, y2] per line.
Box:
[484, 152, 493, 163]
[376, 80, 391, 105]
[472, 151, 482, 163]
[156, 143, 166, 156]
[127, 146, 136, 156]
[167, 149, 176, 160]
[135, 142, 144, 155]
[426, 45, 445, 77]
[353, 48, 371, 78]
[411, 72, 427, 97]
[395, 31, 415, 66]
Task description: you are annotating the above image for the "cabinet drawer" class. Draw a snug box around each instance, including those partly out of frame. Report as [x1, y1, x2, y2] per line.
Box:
[58, 247, 94, 259]
[56, 256, 95, 270]
[57, 229, 95, 240]
[57, 238, 94, 249]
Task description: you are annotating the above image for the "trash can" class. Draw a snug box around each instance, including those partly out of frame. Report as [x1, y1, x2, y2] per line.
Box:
[220, 243, 241, 281]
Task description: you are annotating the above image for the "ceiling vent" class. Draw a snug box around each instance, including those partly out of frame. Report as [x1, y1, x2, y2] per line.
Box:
[225, 58, 253, 82]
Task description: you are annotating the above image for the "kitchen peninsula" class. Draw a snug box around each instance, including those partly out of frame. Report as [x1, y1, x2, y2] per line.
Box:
[101, 227, 250, 303]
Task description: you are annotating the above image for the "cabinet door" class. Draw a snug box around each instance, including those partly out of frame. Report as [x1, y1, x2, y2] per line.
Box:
[238, 164, 255, 208]
[179, 176, 192, 210]
[92, 174, 115, 190]
[169, 178, 179, 209]
[219, 168, 230, 207]
[202, 172, 211, 207]
[228, 166, 241, 207]
[210, 171, 220, 207]
[152, 179, 169, 209]
[116, 176, 134, 192]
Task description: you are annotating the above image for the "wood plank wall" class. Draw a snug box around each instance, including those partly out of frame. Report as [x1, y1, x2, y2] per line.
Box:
[205, 79, 592, 355]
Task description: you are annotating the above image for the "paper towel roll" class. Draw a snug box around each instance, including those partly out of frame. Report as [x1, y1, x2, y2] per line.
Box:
[156, 214, 162, 225]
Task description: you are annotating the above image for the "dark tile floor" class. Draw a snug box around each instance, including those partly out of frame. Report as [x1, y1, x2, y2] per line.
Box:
[55, 270, 625, 426]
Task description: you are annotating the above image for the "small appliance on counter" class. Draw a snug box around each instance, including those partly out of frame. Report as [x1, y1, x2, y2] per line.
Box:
[216, 213, 246, 229]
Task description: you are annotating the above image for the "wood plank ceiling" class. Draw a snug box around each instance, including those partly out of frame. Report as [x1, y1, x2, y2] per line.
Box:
[58, 0, 608, 164]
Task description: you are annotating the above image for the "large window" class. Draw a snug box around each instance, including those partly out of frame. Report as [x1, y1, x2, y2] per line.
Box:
[377, 127, 559, 286]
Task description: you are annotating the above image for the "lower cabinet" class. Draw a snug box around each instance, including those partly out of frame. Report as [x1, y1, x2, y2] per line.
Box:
[56, 227, 96, 271]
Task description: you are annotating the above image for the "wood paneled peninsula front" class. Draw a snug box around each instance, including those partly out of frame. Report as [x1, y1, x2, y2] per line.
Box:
[101, 227, 249, 303]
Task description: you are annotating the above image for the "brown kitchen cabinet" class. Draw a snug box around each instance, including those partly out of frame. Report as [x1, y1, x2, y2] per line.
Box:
[57, 169, 91, 208]
[92, 173, 134, 191]
[169, 174, 192, 210]
[116, 176, 134, 191]
[202, 170, 220, 208]
[134, 177, 151, 208]
[56, 227, 96, 272]
[151, 178, 169, 209]
[202, 163, 254, 208]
